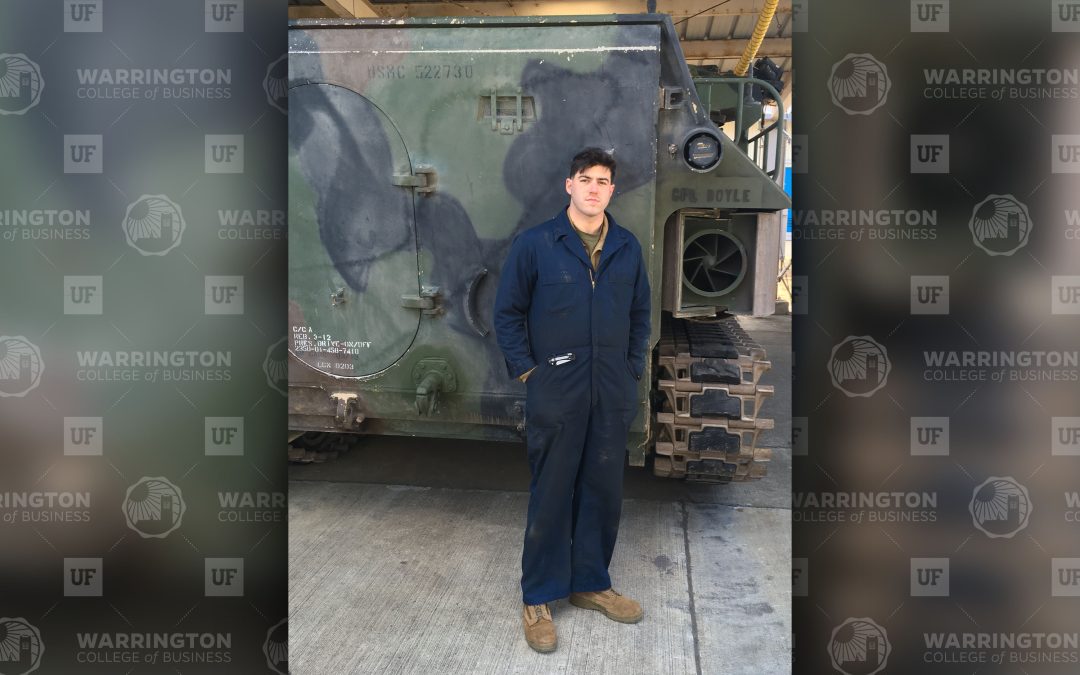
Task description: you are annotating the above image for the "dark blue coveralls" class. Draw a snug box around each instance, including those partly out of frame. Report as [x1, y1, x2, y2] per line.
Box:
[493, 208, 651, 606]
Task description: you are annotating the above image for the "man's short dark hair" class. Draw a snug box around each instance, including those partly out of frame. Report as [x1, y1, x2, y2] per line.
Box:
[569, 147, 616, 183]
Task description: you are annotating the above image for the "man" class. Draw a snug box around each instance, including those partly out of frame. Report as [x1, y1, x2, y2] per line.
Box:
[493, 148, 652, 653]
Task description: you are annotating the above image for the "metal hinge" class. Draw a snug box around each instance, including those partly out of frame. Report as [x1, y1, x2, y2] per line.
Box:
[392, 165, 437, 194]
[401, 285, 443, 315]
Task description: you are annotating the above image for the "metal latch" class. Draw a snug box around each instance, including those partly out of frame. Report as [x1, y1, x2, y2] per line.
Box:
[329, 392, 364, 429]
[392, 165, 437, 194]
[412, 358, 457, 416]
[401, 285, 443, 315]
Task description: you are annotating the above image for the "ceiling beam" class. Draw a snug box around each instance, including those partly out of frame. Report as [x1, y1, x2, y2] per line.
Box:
[321, 0, 383, 18]
[289, 5, 340, 18]
[371, 0, 790, 19]
[680, 37, 790, 60]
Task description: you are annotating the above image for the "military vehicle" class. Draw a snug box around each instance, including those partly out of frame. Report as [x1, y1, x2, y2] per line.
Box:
[287, 13, 789, 482]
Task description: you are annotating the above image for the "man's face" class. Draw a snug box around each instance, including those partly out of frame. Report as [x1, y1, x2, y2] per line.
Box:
[565, 165, 615, 218]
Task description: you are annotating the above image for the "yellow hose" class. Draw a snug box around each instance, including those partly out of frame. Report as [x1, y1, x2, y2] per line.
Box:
[733, 0, 779, 77]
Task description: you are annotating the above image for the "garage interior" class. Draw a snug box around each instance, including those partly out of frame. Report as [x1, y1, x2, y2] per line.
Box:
[288, 0, 793, 307]
[287, 2, 792, 673]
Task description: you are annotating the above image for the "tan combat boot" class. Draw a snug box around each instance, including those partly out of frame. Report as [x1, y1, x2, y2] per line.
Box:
[522, 603, 557, 653]
[569, 588, 643, 623]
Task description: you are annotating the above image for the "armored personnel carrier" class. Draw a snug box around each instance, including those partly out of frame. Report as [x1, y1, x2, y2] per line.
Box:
[288, 13, 789, 481]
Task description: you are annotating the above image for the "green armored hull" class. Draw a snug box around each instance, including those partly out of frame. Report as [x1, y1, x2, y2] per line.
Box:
[288, 14, 789, 481]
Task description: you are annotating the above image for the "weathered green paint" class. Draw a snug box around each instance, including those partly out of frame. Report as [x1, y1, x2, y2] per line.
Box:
[287, 14, 789, 468]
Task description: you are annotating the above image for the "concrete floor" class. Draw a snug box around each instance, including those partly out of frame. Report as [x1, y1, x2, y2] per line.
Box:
[288, 315, 791, 674]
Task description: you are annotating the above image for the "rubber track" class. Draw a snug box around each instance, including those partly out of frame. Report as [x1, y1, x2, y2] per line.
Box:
[654, 314, 774, 483]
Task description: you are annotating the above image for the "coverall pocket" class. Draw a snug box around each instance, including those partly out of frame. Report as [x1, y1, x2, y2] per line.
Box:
[608, 272, 635, 301]
[525, 421, 559, 452]
[539, 276, 576, 316]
